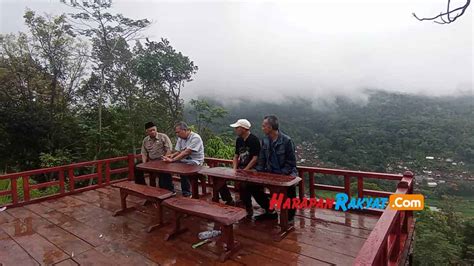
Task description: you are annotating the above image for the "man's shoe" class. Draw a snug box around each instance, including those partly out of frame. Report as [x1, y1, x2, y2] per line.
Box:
[254, 211, 278, 221]
[182, 192, 192, 198]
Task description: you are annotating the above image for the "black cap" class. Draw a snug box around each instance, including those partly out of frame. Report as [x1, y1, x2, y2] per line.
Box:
[145, 122, 156, 130]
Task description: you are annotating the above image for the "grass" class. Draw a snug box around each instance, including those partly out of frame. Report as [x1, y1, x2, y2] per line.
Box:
[0, 178, 59, 205]
[425, 196, 474, 217]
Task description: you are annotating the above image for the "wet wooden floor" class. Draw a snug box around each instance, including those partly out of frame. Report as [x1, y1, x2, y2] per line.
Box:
[0, 185, 379, 265]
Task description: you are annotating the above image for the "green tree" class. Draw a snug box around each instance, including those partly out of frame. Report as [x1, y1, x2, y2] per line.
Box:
[135, 39, 199, 126]
[64, 0, 150, 159]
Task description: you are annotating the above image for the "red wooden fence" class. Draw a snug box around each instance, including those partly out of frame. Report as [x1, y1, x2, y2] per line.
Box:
[0, 155, 414, 265]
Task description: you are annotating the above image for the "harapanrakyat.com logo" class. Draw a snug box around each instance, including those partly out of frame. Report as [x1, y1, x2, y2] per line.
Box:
[269, 193, 424, 211]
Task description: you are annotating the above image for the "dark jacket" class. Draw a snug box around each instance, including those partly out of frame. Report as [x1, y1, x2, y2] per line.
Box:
[256, 131, 298, 176]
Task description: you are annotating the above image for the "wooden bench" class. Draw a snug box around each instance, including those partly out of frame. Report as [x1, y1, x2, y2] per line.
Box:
[199, 167, 302, 241]
[111, 181, 175, 232]
[162, 197, 247, 262]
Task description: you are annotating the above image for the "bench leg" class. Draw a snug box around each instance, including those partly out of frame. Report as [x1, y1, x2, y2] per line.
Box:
[219, 224, 241, 262]
[113, 189, 136, 216]
[211, 178, 227, 203]
[147, 201, 168, 233]
[189, 176, 200, 199]
[164, 212, 188, 241]
[269, 186, 295, 242]
[149, 173, 157, 187]
[199, 175, 207, 196]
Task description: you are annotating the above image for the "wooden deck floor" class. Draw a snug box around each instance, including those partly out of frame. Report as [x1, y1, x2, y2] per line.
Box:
[0, 185, 380, 265]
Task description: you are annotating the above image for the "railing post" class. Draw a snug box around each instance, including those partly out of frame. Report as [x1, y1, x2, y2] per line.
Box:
[344, 175, 351, 199]
[59, 169, 65, 194]
[11, 178, 18, 204]
[22, 176, 30, 202]
[390, 213, 401, 262]
[68, 167, 75, 192]
[357, 176, 364, 197]
[403, 171, 414, 233]
[127, 154, 135, 181]
[97, 161, 103, 186]
[298, 169, 305, 199]
[105, 161, 111, 185]
[309, 172, 315, 199]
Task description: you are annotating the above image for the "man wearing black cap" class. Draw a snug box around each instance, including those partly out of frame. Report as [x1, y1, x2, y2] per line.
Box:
[135, 122, 175, 192]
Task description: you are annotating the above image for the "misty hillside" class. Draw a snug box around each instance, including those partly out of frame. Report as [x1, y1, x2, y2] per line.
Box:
[188, 91, 474, 172]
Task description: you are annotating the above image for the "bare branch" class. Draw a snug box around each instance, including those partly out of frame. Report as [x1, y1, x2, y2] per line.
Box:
[413, 0, 470, 24]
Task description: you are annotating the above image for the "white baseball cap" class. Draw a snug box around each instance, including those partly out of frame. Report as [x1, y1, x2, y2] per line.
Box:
[230, 119, 251, 129]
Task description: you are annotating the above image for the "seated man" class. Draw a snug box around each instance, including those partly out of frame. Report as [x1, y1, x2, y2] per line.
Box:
[219, 119, 260, 216]
[250, 115, 298, 222]
[162, 122, 204, 197]
[135, 122, 174, 192]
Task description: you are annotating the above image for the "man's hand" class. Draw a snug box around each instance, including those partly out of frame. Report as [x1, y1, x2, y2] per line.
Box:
[162, 156, 174, 163]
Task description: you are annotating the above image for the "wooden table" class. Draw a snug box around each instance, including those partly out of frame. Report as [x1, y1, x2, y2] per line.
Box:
[198, 167, 302, 241]
[137, 160, 203, 199]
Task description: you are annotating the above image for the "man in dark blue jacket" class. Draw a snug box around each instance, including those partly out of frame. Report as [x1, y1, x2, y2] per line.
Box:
[251, 115, 298, 222]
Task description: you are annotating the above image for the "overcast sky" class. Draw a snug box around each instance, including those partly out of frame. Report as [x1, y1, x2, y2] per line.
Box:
[1, 0, 472, 102]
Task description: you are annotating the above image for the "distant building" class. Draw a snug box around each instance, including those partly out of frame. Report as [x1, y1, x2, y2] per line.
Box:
[426, 156, 434, 160]
[446, 158, 453, 162]
[429, 206, 440, 212]
[427, 182, 438, 188]
[438, 180, 446, 184]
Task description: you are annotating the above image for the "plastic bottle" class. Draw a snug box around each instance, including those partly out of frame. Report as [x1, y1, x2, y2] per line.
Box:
[197, 230, 221, 240]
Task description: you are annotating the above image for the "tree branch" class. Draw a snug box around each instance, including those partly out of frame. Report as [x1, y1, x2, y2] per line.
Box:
[413, 0, 470, 24]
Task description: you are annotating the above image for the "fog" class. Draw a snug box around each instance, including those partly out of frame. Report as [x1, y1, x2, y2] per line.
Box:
[1, 0, 472, 103]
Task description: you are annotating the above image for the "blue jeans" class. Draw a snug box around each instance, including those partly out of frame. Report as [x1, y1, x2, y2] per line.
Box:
[159, 173, 175, 192]
[180, 176, 191, 196]
[179, 159, 200, 197]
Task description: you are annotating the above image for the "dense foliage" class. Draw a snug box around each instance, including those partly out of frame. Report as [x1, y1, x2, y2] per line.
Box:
[0, 3, 472, 265]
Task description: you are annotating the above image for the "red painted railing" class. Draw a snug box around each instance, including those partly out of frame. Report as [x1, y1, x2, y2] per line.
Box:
[203, 158, 415, 265]
[0, 155, 414, 265]
[0, 154, 139, 207]
[353, 172, 414, 266]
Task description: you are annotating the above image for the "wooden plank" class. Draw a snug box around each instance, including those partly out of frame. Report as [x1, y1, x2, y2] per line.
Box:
[163, 197, 247, 226]
[137, 160, 202, 175]
[0, 209, 16, 225]
[54, 258, 78, 266]
[111, 181, 174, 199]
[34, 210, 76, 226]
[6, 207, 93, 256]
[28, 217, 93, 256]
[94, 242, 158, 265]
[55, 219, 110, 247]
[6, 207, 41, 220]
[25, 202, 54, 214]
[233, 223, 355, 265]
[296, 208, 379, 230]
[71, 249, 120, 265]
[1, 220, 69, 264]
[294, 210, 372, 239]
[199, 167, 301, 187]
[0, 228, 39, 266]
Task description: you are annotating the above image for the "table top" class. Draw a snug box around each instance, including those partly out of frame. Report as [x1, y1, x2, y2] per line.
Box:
[112, 181, 174, 200]
[199, 167, 301, 187]
[163, 197, 247, 226]
[137, 160, 202, 175]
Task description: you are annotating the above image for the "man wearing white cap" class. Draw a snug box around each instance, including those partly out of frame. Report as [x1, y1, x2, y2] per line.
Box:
[218, 119, 261, 216]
